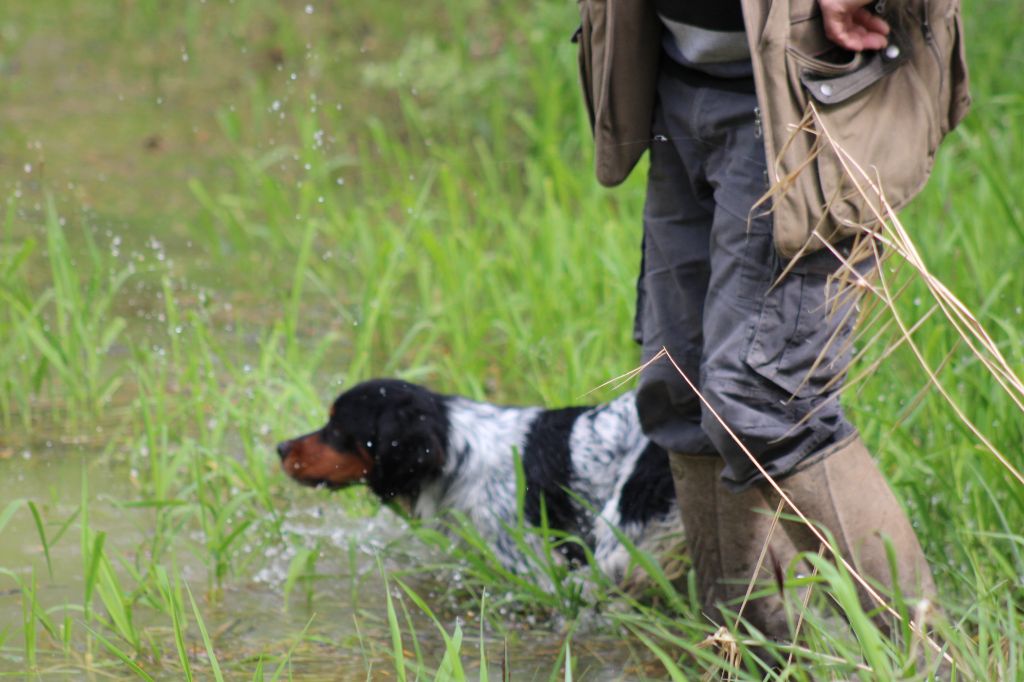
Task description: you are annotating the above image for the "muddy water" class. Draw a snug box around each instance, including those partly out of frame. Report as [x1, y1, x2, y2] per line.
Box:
[0, 450, 645, 679]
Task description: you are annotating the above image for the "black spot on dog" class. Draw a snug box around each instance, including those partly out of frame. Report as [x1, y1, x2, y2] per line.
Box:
[617, 441, 675, 526]
[521, 406, 589, 565]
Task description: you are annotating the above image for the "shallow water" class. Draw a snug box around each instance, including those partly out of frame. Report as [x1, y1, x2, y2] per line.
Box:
[0, 451, 654, 679]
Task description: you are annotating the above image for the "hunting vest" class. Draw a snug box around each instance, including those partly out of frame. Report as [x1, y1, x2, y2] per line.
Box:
[575, 0, 971, 257]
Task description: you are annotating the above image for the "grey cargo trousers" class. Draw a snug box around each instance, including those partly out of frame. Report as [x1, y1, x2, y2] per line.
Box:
[635, 62, 869, 491]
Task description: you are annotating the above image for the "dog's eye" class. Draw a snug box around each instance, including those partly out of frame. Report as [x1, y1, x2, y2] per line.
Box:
[325, 428, 358, 451]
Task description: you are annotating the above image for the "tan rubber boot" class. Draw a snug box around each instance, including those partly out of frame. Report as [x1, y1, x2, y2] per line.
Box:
[769, 435, 937, 632]
[669, 452, 800, 640]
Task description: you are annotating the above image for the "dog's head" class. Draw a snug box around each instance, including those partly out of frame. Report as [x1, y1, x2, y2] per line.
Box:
[276, 379, 448, 503]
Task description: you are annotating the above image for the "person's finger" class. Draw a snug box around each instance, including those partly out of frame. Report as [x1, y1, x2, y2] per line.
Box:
[853, 7, 891, 37]
[852, 30, 888, 51]
[824, 12, 889, 51]
[851, 7, 891, 49]
[823, 17, 863, 51]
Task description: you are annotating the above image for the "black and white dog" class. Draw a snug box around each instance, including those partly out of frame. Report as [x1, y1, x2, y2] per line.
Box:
[276, 379, 684, 585]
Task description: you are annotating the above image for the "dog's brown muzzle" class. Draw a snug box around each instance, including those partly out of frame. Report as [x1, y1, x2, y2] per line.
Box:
[276, 432, 373, 489]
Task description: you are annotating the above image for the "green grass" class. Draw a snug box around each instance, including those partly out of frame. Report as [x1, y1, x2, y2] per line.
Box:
[0, 0, 1022, 679]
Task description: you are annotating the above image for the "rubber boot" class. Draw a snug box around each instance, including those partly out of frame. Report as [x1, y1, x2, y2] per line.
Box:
[669, 452, 799, 641]
[769, 434, 937, 633]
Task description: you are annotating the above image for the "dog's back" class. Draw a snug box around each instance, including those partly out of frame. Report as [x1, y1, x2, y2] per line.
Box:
[410, 389, 680, 578]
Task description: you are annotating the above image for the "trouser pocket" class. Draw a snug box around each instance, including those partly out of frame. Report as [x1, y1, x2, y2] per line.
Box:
[744, 245, 869, 399]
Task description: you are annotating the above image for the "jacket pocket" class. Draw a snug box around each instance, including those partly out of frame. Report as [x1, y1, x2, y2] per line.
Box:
[814, 55, 940, 228]
[781, 0, 963, 238]
[794, 27, 909, 106]
[786, 2, 863, 79]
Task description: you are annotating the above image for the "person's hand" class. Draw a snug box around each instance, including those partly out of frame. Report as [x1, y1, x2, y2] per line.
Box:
[818, 0, 891, 51]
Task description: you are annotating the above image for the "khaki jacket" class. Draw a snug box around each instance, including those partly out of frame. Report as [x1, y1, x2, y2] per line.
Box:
[575, 0, 971, 258]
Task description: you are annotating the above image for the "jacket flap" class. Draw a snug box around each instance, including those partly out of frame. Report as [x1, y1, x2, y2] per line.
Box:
[799, 34, 909, 105]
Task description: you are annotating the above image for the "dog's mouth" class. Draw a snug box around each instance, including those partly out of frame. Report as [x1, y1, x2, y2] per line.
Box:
[277, 433, 373, 489]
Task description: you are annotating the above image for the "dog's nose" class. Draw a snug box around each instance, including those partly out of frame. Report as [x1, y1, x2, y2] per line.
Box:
[276, 441, 291, 460]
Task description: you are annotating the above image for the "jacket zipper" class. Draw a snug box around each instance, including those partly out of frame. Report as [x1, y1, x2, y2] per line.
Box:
[754, 106, 768, 187]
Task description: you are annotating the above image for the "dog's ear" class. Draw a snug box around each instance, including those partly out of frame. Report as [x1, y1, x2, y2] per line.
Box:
[366, 386, 447, 501]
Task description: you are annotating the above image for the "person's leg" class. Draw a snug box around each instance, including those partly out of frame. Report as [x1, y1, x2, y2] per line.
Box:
[637, 65, 799, 640]
[767, 436, 937, 630]
[670, 452, 798, 639]
[634, 70, 716, 458]
[690, 73, 936, 628]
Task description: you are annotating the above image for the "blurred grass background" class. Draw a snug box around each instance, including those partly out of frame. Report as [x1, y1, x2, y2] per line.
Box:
[0, 0, 1022, 678]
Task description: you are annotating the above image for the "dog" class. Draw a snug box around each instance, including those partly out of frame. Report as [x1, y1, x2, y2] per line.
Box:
[276, 379, 684, 585]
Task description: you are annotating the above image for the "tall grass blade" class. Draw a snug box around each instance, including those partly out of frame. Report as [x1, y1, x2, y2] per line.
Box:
[562, 638, 572, 682]
[186, 582, 226, 682]
[395, 577, 468, 679]
[83, 531, 106, 611]
[479, 592, 489, 682]
[87, 626, 155, 681]
[0, 498, 25, 535]
[626, 626, 692, 679]
[155, 566, 194, 682]
[26, 502, 53, 581]
[269, 614, 316, 682]
[379, 556, 408, 682]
